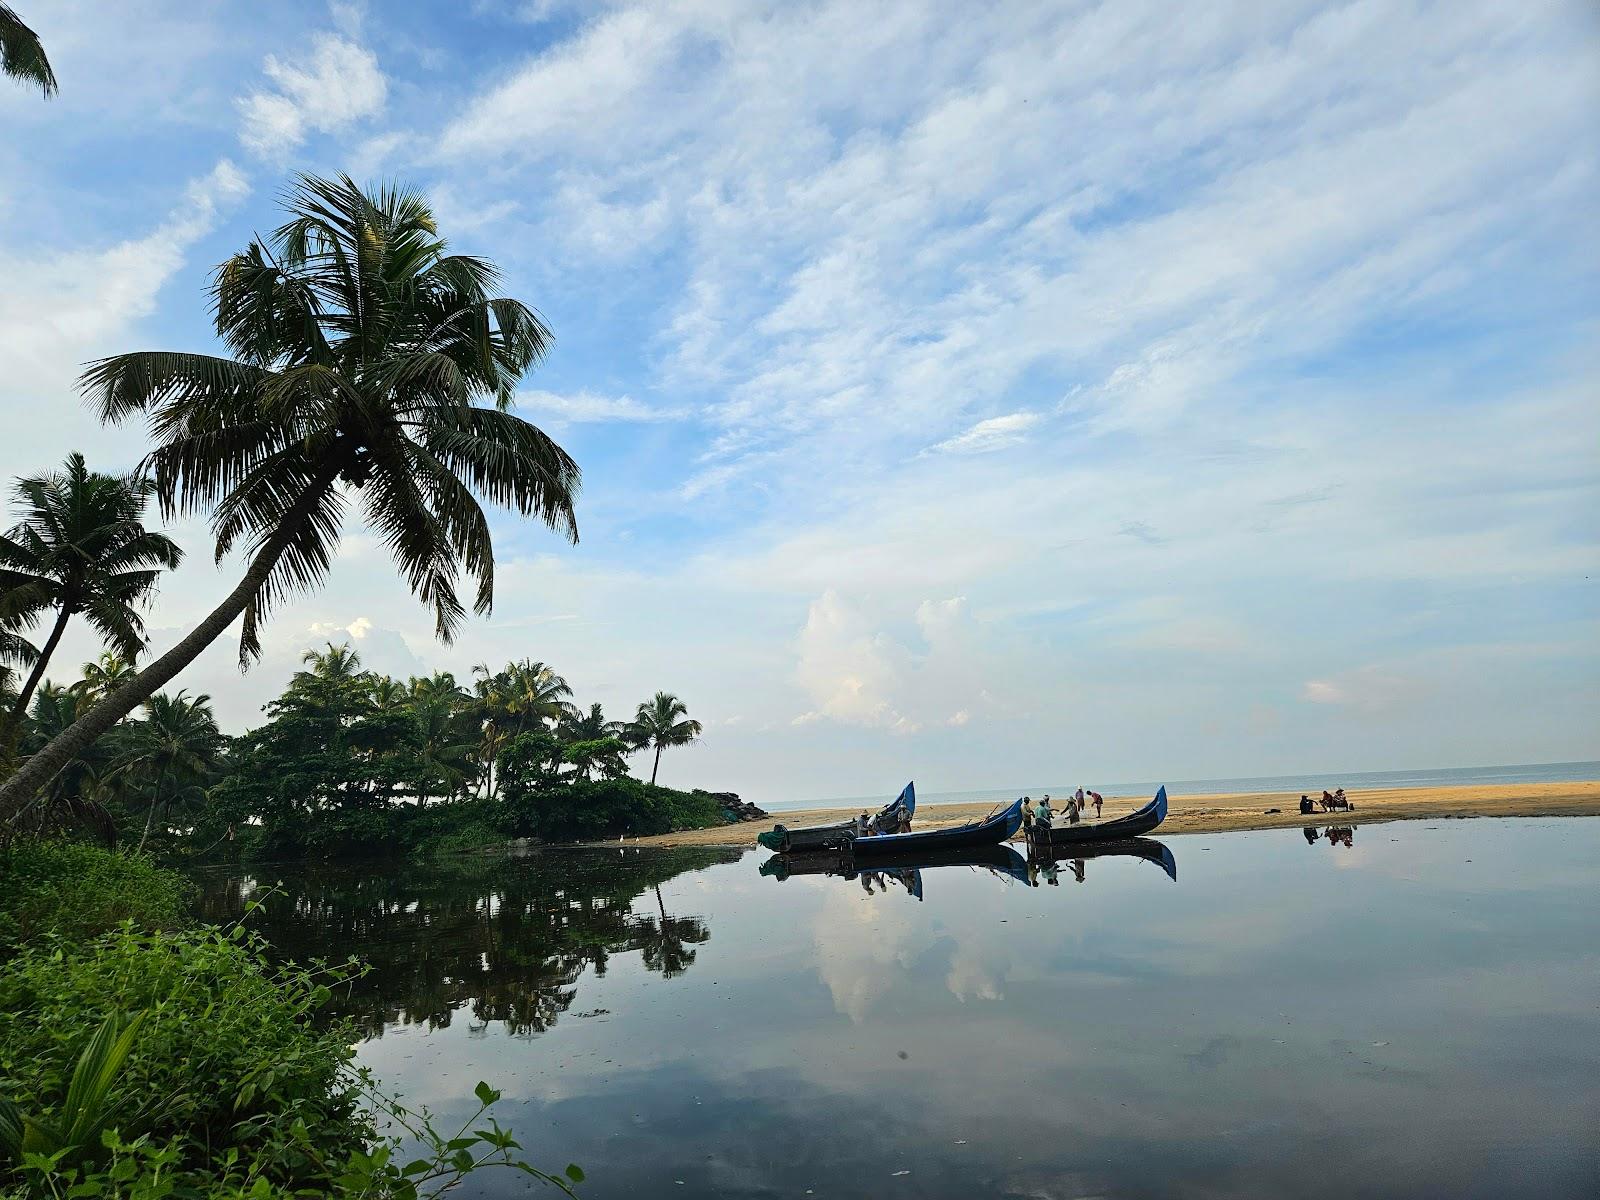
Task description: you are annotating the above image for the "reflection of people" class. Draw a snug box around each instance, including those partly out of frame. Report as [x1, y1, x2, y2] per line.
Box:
[1303, 826, 1319, 845]
[1070, 858, 1085, 883]
[1040, 859, 1060, 886]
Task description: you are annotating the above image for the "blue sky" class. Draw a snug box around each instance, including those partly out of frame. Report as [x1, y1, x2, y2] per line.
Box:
[2, 0, 1597, 803]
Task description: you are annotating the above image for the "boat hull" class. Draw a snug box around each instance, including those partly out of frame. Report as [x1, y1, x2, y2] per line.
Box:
[851, 798, 1025, 856]
[758, 782, 917, 853]
[1032, 786, 1168, 846]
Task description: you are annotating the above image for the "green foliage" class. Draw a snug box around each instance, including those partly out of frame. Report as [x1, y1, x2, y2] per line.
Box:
[0, 1010, 149, 1170]
[0, 924, 578, 1198]
[0, 841, 190, 952]
[505, 777, 723, 841]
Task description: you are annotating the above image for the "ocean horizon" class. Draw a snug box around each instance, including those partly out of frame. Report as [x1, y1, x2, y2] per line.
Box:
[762, 759, 1600, 813]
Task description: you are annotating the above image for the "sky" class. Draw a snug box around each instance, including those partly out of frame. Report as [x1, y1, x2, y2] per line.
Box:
[1, 0, 1597, 804]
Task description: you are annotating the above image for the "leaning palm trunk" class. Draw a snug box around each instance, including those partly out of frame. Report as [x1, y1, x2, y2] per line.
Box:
[8, 603, 69, 725]
[1, 468, 335, 819]
[2, 178, 579, 817]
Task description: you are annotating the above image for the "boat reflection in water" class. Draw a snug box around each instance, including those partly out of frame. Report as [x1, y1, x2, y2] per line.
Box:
[1026, 835, 1177, 885]
[760, 837, 1177, 896]
[759, 843, 1030, 899]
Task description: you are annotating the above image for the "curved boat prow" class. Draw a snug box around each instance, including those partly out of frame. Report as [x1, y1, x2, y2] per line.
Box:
[898, 781, 916, 819]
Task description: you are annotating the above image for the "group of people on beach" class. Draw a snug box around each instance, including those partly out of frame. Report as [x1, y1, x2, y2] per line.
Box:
[1020, 787, 1103, 833]
[853, 800, 912, 838]
[1298, 788, 1351, 815]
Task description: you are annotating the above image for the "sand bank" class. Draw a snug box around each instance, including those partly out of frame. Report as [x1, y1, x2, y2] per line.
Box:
[624, 781, 1600, 848]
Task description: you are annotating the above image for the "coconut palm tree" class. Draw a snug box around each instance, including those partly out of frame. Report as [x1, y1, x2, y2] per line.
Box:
[302, 642, 364, 680]
[558, 701, 625, 744]
[628, 692, 702, 786]
[1, 176, 580, 816]
[0, 626, 37, 701]
[112, 690, 224, 852]
[476, 659, 575, 736]
[369, 675, 407, 712]
[0, 4, 56, 96]
[15, 684, 115, 843]
[71, 652, 137, 704]
[0, 453, 182, 726]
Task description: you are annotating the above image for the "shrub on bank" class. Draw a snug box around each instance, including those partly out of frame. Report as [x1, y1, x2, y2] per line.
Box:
[0, 924, 581, 1198]
[0, 841, 191, 952]
[505, 777, 725, 841]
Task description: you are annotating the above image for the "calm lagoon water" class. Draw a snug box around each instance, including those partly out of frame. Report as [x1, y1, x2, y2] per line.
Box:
[198, 819, 1600, 1198]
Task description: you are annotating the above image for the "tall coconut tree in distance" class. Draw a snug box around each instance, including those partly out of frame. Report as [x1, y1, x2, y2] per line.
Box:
[0, 453, 183, 727]
[0, 4, 56, 96]
[0, 175, 581, 817]
[629, 691, 702, 786]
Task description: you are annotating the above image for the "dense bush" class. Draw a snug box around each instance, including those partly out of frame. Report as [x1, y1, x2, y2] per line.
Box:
[0, 922, 581, 1198]
[0, 841, 191, 952]
[0, 925, 364, 1191]
[505, 778, 724, 841]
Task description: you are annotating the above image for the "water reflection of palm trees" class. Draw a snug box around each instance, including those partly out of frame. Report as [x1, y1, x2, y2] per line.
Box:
[194, 847, 735, 1037]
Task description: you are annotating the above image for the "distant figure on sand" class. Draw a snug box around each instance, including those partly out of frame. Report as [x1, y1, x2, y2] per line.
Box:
[1300, 794, 1316, 815]
[1066, 795, 1081, 824]
[1320, 790, 1335, 812]
[1089, 790, 1103, 818]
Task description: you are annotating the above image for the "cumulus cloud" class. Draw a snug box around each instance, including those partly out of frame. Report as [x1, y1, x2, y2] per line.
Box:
[239, 34, 387, 158]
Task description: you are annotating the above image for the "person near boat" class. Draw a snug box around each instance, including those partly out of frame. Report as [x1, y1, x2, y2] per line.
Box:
[1089, 791, 1103, 818]
[1020, 797, 1035, 835]
[1033, 796, 1055, 829]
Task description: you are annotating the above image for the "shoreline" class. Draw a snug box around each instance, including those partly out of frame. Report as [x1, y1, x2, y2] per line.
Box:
[620, 781, 1600, 848]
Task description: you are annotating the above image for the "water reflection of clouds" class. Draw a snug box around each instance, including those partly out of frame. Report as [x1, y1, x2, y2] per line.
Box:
[216, 825, 1600, 1199]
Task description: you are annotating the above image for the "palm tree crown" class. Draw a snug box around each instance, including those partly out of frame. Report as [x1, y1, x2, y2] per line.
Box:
[1, 176, 580, 817]
[0, 4, 56, 96]
[115, 690, 224, 851]
[628, 691, 702, 786]
[84, 174, 580, 663]
[0, 453, 182, 722]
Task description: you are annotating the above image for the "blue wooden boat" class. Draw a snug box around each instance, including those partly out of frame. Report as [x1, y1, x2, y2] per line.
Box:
[758, 782, 916, 853]
[851, 797, 1025, 856]
[1031, 786, 1167, 848]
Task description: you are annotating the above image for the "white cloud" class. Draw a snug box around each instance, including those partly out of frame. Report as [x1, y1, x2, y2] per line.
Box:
[0, 159, 250, 463]
[239, 35, 387, 158]
[518, 389, 687, 425]
[925, 412, 1041, 456]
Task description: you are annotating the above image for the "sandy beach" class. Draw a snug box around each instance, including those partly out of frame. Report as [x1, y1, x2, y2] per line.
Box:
[626, 781, 1600, 847]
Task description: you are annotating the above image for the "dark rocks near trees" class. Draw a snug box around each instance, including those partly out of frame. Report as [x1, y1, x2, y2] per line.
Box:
[708, 791, 768, 823]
